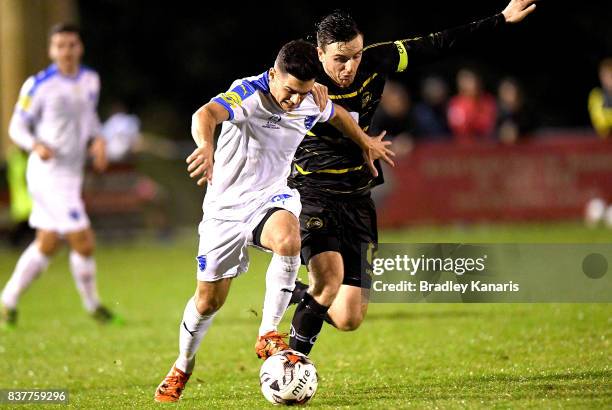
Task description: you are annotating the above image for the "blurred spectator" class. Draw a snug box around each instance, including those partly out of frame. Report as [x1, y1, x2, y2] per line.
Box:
[588, 57, 612, 138]
[96, 101, 178, 240]
[370, 81, 413, 207]
[101, 101, 141, 162]
[447, 68, 497, 143]
[101, 100, 180, 162]
[413, 76, 451, 140]
[495, 77, 536, 145]
[370, 80, 414, 155]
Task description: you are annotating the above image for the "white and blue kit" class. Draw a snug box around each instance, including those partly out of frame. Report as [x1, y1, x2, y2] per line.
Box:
[197, 71, 334, 282]
[9, 64, 102, 234]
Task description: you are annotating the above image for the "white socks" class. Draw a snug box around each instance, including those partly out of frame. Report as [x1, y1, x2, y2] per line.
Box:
[175, 297, 216, 374]
[258, 254, 299, 336]
[173, 253, 299, 374]
[69, 251, 100, 312]
[1, 242, 49, 309]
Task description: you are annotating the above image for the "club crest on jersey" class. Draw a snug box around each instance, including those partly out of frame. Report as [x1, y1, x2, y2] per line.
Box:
[263, 114, 282, 129]
[304, 115, 317, 130]
[270, 193, 292, 203]
[306, 217, 324, 230]
[361, 91, 372, 109]
[196, 255, 207, 272]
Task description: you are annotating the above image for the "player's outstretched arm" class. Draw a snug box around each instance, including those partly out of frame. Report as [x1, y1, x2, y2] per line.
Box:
[328, 105, 395, 177]
[370, 0, 537, 73]
[187, 102, 229, 186]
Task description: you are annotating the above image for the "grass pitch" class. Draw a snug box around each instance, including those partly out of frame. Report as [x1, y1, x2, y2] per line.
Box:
[0, 222, 610, 409]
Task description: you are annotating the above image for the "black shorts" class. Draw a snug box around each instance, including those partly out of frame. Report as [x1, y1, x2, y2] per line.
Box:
[298, 191, 377, 288]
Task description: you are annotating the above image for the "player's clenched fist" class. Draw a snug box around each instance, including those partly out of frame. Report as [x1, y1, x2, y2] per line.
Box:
[186, 143, 214, 186]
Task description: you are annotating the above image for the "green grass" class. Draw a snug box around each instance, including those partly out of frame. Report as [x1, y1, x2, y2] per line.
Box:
[0, 223, 611, 409]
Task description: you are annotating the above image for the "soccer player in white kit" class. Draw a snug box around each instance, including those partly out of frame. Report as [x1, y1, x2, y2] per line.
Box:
[0, 24, 119, 328]
[154, 40, 394, 402]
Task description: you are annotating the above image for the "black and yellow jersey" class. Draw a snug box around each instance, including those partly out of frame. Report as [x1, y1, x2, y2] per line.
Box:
[289, 13, 505, 196]
[588, 87, 612, 138]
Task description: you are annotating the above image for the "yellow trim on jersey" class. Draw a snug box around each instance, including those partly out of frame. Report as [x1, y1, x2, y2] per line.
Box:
[294, 163, 364, 175]
[329, 73, 379, 100]
[394, 41, 408, 72]
[306, 124, 368, 138]
[17, 95, 32, 112]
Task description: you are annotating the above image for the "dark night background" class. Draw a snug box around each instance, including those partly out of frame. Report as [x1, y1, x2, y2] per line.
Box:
[77, 0, 611, 138]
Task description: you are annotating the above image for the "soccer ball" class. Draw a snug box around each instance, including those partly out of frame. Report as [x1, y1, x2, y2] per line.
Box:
[259, 349, 318, 405]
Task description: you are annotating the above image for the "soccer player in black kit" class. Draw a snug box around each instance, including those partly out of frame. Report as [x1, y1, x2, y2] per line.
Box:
[287, 0, 537, 354]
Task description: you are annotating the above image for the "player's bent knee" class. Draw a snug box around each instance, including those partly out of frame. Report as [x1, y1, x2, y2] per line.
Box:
[75, 242, 95, 257]
[36, 231, 60, 256]
[309, 276, 342, 306]
[334, 314, 364, 332]
[272, 234, 300, 256]
[67, 230, 96, 256]
[194, 295, 224, 316]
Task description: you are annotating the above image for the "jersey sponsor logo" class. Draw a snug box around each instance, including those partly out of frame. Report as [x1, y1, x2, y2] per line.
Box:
[196, 255, 207, 272]
[305, 217, 324, 230]
[304, 115, 317, 130]
[219, 91, 243, 108]
[263, 114, 282, 129]
[270, 193, 292, 203]
[69, 209, 80, 221]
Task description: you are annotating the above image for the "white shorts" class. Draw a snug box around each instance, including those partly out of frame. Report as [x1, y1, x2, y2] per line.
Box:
[196, 187, 301, 282]
[28, 180, 90, 235]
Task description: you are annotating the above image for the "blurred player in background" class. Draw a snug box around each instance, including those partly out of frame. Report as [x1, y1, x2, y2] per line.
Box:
[287, 0, 537, 355]
[584, 57, 612, 227]
[154, 40, 393, 402]
[589, 57, 612, 138]
[0, 23, 119, 329]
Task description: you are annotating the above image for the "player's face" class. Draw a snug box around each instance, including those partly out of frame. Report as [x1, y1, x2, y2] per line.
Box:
[49, 32, 83, 74]
[269, 69, 315, 112]
[457, 70, 481, 98]
[318, 34, 364, 88]
[600, 67, 612, 93]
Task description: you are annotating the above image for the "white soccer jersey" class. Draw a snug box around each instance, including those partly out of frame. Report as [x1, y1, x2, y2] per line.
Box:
[202, 71, 334, 221]
[9, 64, 102, 183]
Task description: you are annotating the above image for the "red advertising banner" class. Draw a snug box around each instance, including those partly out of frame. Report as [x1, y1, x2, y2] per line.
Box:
[378, 134, 612, 227]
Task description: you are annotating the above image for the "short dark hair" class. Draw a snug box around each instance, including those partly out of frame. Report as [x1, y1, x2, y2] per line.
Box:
[48, 23, 81, 39]
[275, 40, 320, 81]
[316, 11, 361, 49]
